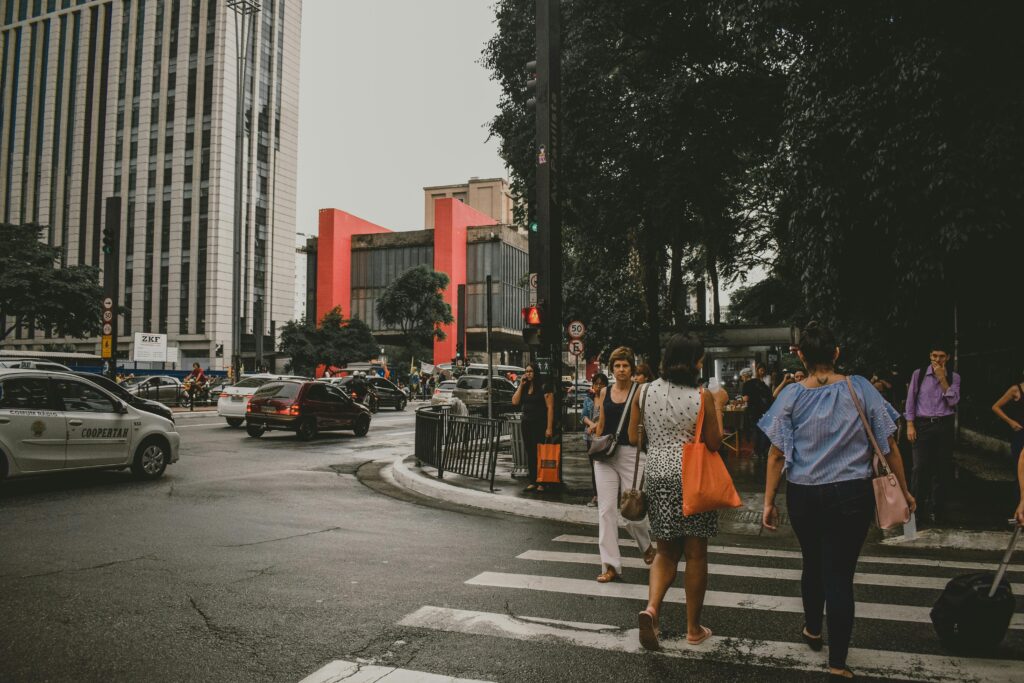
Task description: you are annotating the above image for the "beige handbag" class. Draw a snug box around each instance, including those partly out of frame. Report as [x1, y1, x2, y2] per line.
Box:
[619, 385, 648, 521]
[846, 377, 910, 529]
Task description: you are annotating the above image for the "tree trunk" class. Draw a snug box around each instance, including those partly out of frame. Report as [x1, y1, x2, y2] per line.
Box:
[707, 255, 721, 324]
[638, 226, 663, 372]
[668, 235, 685, 330]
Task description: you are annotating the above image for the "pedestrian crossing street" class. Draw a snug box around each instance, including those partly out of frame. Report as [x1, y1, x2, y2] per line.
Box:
[390, 532, 1024, 682]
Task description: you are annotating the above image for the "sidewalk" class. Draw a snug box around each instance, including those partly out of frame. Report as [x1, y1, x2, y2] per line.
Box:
[389, 430, 1019, 551]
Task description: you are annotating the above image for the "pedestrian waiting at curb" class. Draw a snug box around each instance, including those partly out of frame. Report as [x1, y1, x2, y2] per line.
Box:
[905, 341, 960, 524]
[760, 321, 915, 680]
[742, 365, 773, 458]
[512, 362, 555, 493]
[592, 347, 654, 583]
[992, 372, 1024, 469]
[630, 334, 723, 651]
[582, 372, 609, 508]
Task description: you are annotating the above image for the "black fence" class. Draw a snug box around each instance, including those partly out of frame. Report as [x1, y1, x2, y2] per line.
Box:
[415, 406, 502, 491]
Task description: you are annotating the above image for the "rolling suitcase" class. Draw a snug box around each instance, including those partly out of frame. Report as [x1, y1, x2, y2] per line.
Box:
[930, 523, 1021, 653]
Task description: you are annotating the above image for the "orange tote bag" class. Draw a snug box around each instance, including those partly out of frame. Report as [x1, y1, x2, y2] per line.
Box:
[536, 440, 562, 484]
[682, 389, 742, 516]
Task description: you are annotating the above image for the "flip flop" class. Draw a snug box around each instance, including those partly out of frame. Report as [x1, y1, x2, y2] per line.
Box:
[686, 625, 712, 646]
[638, 610, 660, 651]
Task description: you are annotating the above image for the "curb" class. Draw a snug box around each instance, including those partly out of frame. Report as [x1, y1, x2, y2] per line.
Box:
[390, 454, 599, 526]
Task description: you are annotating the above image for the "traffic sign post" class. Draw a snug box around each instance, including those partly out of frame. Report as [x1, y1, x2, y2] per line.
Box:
[567, 320, 585, 340]
[102, 197, 120, 379]
[567, 339, 584, 357]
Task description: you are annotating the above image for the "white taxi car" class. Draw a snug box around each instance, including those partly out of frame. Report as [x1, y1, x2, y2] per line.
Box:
[0, 369, 180, 481]
[217, 373, 307, 427]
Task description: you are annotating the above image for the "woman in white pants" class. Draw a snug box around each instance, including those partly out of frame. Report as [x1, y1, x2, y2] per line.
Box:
[592, 346, 654, 583]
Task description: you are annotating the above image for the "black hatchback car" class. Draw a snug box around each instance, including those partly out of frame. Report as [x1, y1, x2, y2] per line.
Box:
[245, 380, 371, 440]
[366, 376, 407, 411]
[73, 372, 175, 422]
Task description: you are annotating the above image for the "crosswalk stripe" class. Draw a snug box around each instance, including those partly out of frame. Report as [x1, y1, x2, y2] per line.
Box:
[399, 606, 1021, 683]
[299, 659, 491, 683]
[517, 549, 1024, 593]
[465, 571, 1024, 630]
[553, 534, 1024, 573]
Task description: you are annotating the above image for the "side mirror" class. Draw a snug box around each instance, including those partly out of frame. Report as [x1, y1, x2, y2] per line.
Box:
[117, 400, 130, 414]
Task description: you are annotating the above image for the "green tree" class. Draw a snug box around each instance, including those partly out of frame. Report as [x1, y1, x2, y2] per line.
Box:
[279, 307, 380, 376]
[0, 223, 104, 341]
[375, 265, 454, 361]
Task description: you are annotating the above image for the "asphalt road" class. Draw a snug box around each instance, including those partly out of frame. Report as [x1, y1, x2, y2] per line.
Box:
[1, 405, 1021, 683]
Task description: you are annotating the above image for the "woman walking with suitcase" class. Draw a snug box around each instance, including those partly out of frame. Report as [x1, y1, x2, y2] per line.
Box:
[760, 322, 915, 679]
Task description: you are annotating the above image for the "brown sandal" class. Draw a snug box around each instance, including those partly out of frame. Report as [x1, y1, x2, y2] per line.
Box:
[596, 568, 619, 583]
[638, 609, 660, 650]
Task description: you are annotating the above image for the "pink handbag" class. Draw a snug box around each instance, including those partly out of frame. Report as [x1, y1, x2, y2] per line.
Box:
[846, 378, 910, 529]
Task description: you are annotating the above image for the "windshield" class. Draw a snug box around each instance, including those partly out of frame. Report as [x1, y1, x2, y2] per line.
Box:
[456, 377, 486, 390]
[235, 377, 269, 389]
[253, 382, 300, 399]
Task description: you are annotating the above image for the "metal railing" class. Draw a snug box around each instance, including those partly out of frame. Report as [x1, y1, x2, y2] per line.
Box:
[415, 406, 502, 491]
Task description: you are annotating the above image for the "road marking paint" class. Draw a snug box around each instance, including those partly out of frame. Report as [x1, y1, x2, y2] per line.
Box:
[299, 658, 491, 683]
[553, 534, 1024, 573]
[517, 549, 1024, 593]
[398, 606, 1021, 683]
[464, 572, 1024, 630]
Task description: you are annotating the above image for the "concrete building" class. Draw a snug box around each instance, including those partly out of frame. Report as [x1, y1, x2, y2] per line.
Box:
[0, 0, 301, 370]
[423, 177, 513, 230]
[312, 198, 530, 366]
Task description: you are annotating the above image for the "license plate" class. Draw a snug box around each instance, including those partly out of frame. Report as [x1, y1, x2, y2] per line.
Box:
[261, 407, 276, 414]
[232, 395, 243, 402]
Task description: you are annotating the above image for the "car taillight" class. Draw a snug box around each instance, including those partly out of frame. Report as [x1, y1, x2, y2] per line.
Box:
[246, 402, 252, 413]
[287, 403, 300, 416]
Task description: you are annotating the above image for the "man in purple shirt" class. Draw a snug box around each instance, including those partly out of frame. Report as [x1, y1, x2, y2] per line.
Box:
[905, 343, 961, 524]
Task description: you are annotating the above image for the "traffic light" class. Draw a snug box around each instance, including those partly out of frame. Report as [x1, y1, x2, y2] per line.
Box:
[102, 225, 116, 256]
[522, 304, 543, 345]
[525, 59, 538, 109]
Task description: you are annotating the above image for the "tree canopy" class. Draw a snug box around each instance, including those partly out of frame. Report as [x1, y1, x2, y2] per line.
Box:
[279, 307, 380, 376]
[375, 265, 454, 362]
[0, 223, 104, 341]
[484, 0, 1022, 408]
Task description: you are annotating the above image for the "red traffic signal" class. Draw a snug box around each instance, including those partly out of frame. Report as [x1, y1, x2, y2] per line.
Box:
[522, 306, 542, 326]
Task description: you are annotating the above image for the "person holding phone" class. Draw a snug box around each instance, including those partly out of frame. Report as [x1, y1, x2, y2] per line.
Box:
[512, 362, 555, 493]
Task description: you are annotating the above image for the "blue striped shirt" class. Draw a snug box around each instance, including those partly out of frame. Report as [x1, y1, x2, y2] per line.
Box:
[757, 375, 901, 486]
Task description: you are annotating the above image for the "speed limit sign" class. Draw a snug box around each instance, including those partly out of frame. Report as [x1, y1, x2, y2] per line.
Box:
[568, 339, 584, 357]
[567, 320, 586, 339]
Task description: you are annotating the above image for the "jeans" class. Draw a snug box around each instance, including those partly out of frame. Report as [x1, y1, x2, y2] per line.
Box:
[786, 478, 875, 670]
[911, 417, 955, 516]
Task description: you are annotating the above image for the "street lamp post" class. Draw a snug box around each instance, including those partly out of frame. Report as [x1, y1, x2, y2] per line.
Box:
[227, 0, 261, 382]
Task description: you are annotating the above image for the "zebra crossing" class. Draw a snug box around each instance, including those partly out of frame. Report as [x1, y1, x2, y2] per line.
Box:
[396, 532, 1024, 682]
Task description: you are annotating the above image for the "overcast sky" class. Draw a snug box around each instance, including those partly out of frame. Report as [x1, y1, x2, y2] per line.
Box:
[295, 0, 508, 238]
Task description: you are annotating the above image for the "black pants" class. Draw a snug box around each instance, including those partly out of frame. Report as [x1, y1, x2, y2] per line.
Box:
[521, 419, 546, 485]
[911, 418, 955, 516]
[787, 478, 875, 670]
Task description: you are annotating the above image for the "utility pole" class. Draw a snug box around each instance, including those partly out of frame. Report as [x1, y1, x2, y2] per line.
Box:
[228, 0, 260, 382]
[534, 0, 562, 408]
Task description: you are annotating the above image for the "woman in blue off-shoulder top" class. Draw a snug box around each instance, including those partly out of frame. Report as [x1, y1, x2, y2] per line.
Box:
[759, 322, 915, 681]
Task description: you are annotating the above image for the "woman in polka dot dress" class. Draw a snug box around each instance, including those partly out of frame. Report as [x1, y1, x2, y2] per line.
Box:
[627, 334, 723, 651]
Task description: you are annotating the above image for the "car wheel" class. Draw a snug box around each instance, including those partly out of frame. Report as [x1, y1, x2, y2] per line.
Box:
[396, 398, 406, 411]
[246, 423, 265, 438]
[353, 414, 370, 437]
[131, 437, 169, 480]
[296, 418, 318, 441]
[226, 417, 244, 428]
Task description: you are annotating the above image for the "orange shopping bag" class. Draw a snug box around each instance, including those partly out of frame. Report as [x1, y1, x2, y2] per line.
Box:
[536, 440, 562, 484]
[682, 390, 742, 516]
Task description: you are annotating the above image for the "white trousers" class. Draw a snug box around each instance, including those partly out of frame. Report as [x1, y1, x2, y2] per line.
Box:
[594, 444, 651, 573]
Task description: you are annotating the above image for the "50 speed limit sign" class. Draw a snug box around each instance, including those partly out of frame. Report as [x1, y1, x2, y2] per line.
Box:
[567, 320, 586, 339]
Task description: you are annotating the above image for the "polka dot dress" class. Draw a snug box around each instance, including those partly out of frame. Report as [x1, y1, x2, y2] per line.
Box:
[641, 379, 718, 539]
